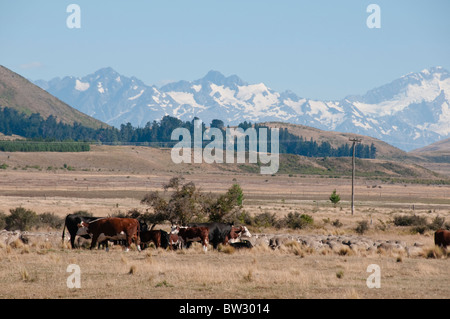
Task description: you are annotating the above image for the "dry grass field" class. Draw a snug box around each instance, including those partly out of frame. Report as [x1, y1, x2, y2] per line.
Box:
[0, 145, 449, 299]
[0, 240, 449, 299]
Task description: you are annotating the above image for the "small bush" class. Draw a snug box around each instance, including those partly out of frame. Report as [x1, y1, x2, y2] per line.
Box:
[355, 220, 369, 234]
[283, 213, 314, 229]
[428, 216, 445, 231]
[38, 212, 64, 229]
[411, 225, 427, 234]
[253, 212, 279, 228]
[235, 210, 253, 226]
[6, 207, 39, 231]
[332, 219, 343, 228]
[393, 215, 427, 227]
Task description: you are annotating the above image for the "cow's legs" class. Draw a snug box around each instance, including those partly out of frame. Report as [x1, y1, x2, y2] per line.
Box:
[202, 238, 209, 252]
[90, 234, 99, 250]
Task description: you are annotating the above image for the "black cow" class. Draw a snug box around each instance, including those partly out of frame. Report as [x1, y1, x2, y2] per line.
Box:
[230, 240, 253, 249]
[62, 213, 100, 249]
[187, 222, 233, 249]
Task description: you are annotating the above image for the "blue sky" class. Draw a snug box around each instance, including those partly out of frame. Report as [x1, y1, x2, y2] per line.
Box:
[1, 0, 449, 100]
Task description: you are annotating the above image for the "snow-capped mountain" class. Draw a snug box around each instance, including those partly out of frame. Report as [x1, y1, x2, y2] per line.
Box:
[34, 66, 450, 151]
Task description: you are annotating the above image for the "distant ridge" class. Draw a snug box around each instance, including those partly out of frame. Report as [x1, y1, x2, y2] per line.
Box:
[0, 65, 107, 129]
[410, 137, 450, 154]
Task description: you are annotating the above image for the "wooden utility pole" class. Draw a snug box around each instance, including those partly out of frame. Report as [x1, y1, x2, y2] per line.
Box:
[349, 138, 362, 215]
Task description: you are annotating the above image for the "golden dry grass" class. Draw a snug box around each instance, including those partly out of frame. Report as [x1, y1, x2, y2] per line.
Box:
[0, 145, 449, 299]
[0, 238, 448, 299]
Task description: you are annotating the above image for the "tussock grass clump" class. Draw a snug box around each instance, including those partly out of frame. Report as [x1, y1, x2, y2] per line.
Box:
[338, 246, 354, 256]
[283, 240, 309, 257]
[219, 245, 236, 254]
[128, 265, 137, 275]
[421, 246, 447, 259]
[243, 269, 253, 282]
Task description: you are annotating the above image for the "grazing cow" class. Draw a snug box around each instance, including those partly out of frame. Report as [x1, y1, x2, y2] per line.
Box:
[169, 233, 181, 250]
[62, 213, 101, 249]
[171, 226, 209, 252]
[434, 229, 450, 249]
[77, 217, 141, 252]
[187, 222, 234, 249]
[227, 226, 252, 244]
[140, 229, 170, 249]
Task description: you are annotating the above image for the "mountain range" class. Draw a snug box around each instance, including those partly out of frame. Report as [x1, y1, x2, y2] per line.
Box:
[33, 66, 450, 151]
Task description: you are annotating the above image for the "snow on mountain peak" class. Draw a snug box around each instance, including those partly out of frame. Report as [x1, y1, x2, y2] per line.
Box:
[75, 79, 89, 91]
[34, 66, 450, 151]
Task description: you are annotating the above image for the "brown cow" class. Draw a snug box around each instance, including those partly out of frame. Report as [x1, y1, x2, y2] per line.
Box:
[169, 233, 181, 250]
[171, 226, 209, 252]
[77, 217, 141, 252]
[226, 225, 252, 245]
[140, 229, 169, 249]
[434, 229, 450, 249]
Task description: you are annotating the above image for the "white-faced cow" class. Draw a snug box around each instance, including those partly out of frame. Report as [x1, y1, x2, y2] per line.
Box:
[77, 217, 141, 252]
[62, 213, 101, 249]
[171, 226, 209, 252]
[227, 225, 252, 244]
[169, 233, 181, 250]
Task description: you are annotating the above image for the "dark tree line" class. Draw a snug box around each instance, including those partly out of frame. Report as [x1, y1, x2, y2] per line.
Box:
[0, 106, 376, 158]
[276, 127, 376, 159]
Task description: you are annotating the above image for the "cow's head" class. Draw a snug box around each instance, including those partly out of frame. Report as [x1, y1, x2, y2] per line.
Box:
[240, 226, 252, 238]
[170, 225, 180, 235]
[230, 226, 252, 239]
[76, 221, 90, 236]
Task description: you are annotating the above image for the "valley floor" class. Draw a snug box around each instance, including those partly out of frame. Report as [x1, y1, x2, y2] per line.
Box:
[0, 146, 449, 299]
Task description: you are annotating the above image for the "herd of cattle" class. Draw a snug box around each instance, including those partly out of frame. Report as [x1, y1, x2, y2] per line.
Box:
[60, 213, 450, 254]
[62, 214, 252, 252]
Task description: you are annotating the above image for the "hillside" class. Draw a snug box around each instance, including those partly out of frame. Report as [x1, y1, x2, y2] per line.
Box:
[409, 137, 450, 177]
[262, 122, 417, 161]
[0, 65, 106, 129]
[411, 137, 450, 155]
[0, 144, 446, 183]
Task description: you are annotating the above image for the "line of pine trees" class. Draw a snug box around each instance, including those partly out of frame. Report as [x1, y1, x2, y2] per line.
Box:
[0, 106, 375, 158]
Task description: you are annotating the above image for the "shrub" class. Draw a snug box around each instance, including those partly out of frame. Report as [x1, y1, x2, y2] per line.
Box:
[332, 219, 343, 228]
[235, 210, 253, 226]
[393, 215, 427, 227]
[355, 220, 369, 234]
[6, 207, 39, 231]
[283, 213, 314, 229]
[253, 212, 279, 228]
[428, 216, 445, 231]
[411, 225, 427, 234]
[38, 212, 64, 229]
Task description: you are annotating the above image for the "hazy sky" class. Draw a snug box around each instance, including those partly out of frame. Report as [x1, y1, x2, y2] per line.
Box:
[1, 0, 449, 100]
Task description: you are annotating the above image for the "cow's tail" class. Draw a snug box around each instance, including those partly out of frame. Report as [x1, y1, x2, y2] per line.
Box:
[136, 221, 141, 252]
[61, 216, 68, 246]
